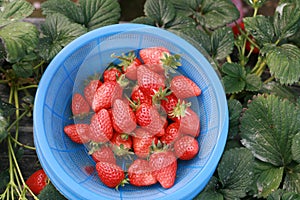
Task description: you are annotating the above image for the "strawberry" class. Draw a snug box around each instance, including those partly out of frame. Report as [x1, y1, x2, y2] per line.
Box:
[128, 159, 157, 187]
[92, 81, 123, 112]
[133, 128, 158, 158]
[25, 169, 48, 195]
[137, 65, 165, 97]
[149, 148, 177, 189]
[111, 132, 134, 157]
[112, 51, 142, 80]
[103, 67, 122, 82]
[170, 75, 201, 99]
[96, 162, 128, 189]
[174, 135, 199, 160]
[89, 109, 113, 143]
[90, 145, 116, 164]
[63, 124, 91, 144]
[139, 47, 181, 75]
[170, 102, 200, 137]
[71, 93, 90, 116]
[84, 79, 102, 107]
[160, 122, 181, 145]
[111, 99, 136, 133]
[131, 85, 152, 105]
[160, 92, 178, 115]
[135, 103, 165, 135]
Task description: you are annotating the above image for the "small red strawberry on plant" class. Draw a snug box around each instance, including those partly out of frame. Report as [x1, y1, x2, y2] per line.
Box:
[26, 169, 49, 195]
[111, 99, 136, 133]
[71, 93, 90, 116]
[96, 162, 128, 189]
[63, 124, 91, 144]
[170, 75, 201, 99]
[128, 159, 157, 187]
[89, 109, 113, 143]
[174, 135, 199, 160]
[149, 142, 177, 189]
[112, 51, 142, 80]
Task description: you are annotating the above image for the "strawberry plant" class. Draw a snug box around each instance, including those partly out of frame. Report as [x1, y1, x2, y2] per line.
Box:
[0, 0, 300, 199]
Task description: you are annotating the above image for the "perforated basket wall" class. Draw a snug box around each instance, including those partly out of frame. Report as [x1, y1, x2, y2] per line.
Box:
[34, 24, 228, 200]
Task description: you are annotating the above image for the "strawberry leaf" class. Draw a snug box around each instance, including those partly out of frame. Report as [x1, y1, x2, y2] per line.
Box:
[267, 189, 300, 200]
[263, 44, 300, 85]
[194, 190, 224, 200]
[39, 14, 87, 62]
[221, 63, 246, 94]
[245, 74, 262, 92]
[0, 0, 34, 27]
[0, 110, 9, 143]
[243, 16, 275, 46]
[283, 164, 300, 193]
[218, 148, 254, 199]
[240, 94, 300, 166]
[211, 27, 234, 60]
[131, 16, 155, 26]
[0, 22, 38, 63]
[144, 0, 176, 27]
[0, 100, 16, 118]
[38, 182, 66, 200]
[273, 2, 300, 41]
[254, 161, 284, 198]
[227, 99, 242, 139]
[262, 82, 299, 103]
[292, 133, 300, 163]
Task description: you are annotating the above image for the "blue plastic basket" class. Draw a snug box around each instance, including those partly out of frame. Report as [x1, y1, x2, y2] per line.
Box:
[33, 24, 228, 200]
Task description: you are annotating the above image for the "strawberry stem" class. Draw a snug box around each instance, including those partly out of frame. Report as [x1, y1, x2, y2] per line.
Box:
[169, 100, 191, 119]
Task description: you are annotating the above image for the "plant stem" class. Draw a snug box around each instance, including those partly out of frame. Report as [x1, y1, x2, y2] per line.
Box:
[10, 136, 36, 150]
[18, 85, 38, 91]
[6, 110, 29, 132]
[33, 60, 45, 70]
[13, 86, 20, 147]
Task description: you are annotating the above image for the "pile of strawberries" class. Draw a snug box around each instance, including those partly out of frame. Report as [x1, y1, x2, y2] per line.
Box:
[63, 47, 201, 189]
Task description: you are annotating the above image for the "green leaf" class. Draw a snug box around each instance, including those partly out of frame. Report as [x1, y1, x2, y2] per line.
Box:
[0, 99, 16, 117]
[170, 0, 201, 17]
[273, 2, 300, 41]
[283, 164, 300, 193]
[245, 73, 262, 92]
[195, 0, 240, 29]
[79, 0, 120, 30]
[0, 0, 34, 27]
[144, 0, 176, 27]
[262, 81, 299, 103]
[0, 22, 38, 63]
[12, 53, 38, 78]
[264, 43, 300, 85]
[243, 16, 275, 45]
[268, 189, 300, 200]
[240, 94, 300, 166]
[41, 0, 83, 23]
[292, 133, 300, 163]
[0, 169, 9, 191]
[254, 161, 284, 198]
[131, 16, 155, 26]
[221, 62, 246, 94]
[227, 99, 242, 139]
[39, 14, 87, 62]
[194, 191, 224, 200]
[211, 27, 234, 60]
[218, 148, 254, 199]
[38, 182, 66, 200]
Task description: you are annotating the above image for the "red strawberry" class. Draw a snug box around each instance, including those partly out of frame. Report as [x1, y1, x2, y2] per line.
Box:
[103, 67, 122, 82]
[133, 128, 158, 158]
[96, 162, 128, 189]
[128, 159, 157, 187]
[137, 65, 165, 97]
[174, 135, 199, 160]
[112, 51, 142, 80]
[135, 103, 165, 135]
[131, 85, 152, 105]
[149, 149, 177, 189]
[89, 109, 113, 143]
[111, 99, 136, 133]
[84, 79, 102, 107]
[111, 132, 134, 157]
[170, 75, 201, 99]
[160, 122, 181, 145]
[71, 93, 90, 116]
[25, 169, 48, 195]
[63, 124, 91, 144]
[92, 81, 123, 112]
[91, 145, 116, 164]
[160, 92, 178, 115]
